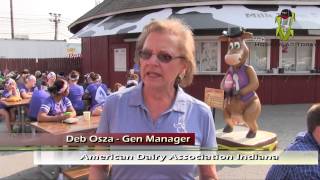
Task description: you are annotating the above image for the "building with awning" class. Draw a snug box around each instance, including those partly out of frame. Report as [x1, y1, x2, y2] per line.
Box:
[69, 0, 320, 104]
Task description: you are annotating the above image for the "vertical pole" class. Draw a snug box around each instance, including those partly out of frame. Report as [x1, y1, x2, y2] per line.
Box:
[10, 0, 14, 39]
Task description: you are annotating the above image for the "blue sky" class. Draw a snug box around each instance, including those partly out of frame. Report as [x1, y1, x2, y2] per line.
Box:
[0, 0, 99, 42]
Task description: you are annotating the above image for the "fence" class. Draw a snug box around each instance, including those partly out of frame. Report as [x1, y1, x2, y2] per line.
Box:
[0, 57, 82, 74]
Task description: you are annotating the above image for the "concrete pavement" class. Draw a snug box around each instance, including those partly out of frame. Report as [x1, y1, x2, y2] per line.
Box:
[0, 103, 312, 179]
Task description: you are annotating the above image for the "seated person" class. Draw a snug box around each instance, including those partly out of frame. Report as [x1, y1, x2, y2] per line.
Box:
[34, 70, 42, 90]
[113, 83, 125, 92]
[16, 69, 30, 87]
[67, 70, 84, 116]
[1, 78, 21, 132]
[19, 74, 37, 99]
[126, 73, 139, 88]
[2, 78, 20, 99]
[83, 73, 109, 110]
[37, 79, 76, 122]
[28, 81, 50, 122]
[126, 79, 138, 88]
[266, 103, 320, 180]
[46, 71, 56, 88]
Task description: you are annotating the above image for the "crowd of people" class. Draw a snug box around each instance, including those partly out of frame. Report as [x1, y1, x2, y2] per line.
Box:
[0, 68, 139, 132]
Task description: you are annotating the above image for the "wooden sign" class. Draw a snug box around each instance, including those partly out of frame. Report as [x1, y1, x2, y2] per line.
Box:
[204, 87, 224, 110]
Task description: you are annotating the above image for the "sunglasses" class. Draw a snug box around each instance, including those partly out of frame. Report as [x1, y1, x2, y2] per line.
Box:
[138, 49, 184, 63]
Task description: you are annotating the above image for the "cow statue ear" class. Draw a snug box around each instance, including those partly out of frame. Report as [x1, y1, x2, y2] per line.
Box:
[219, 35, 229, 42]
[242, 32, 253, 39]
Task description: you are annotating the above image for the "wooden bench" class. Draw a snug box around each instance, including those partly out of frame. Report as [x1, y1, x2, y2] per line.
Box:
[63, 166, 90, 180]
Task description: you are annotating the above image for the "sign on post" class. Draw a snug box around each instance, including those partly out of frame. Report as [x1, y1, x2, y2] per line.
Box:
[204, 88, 224, 110]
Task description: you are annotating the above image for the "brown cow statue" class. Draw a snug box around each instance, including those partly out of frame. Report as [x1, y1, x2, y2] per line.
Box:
[220, 27, 261, 138]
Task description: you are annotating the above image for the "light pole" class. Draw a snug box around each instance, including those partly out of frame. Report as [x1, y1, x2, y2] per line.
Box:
[49, 13, 61, 40]
[10, 0, 14, 39]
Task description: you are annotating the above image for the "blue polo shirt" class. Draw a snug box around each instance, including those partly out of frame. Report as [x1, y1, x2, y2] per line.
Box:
[266, 131, 320, 180]
[85, 82, 109, 109]
[68, 84, 84, 112]
[39, 96, 73, 116]
[97, 83, 217, 180]
[28, 89, 50, 120]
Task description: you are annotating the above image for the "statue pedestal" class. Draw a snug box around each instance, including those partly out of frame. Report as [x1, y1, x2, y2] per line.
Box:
[216, 126, 277, 151]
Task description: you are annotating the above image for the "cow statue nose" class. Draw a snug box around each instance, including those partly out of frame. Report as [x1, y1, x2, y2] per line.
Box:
[225, 54, 241, 66]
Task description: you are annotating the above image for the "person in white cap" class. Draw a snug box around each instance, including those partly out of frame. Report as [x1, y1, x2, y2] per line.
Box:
[47, 72, 56, 87]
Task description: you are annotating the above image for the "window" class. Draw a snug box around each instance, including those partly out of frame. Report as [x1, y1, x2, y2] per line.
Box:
[246, 40, 270, 72]
[280, 40, 315, 72]
[195, 40, 220, 74]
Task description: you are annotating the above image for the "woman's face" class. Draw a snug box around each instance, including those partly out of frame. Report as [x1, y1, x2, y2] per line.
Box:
[26, 78, 36, 88]
[140, 31, 186, 90]
[5, 82, 15, 90]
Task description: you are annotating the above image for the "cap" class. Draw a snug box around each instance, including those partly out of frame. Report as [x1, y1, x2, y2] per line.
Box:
[280, 9, 292, 19]
[222, 27, 245, 38]
[127, 80, 138, 86]
[47, 72, 56, 80]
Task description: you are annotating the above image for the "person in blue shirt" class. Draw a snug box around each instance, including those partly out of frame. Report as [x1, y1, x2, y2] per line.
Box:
[89, 19, 218, 180]
[1, 78, 21, 132]
[19, 74, 37, 99]
[266, 103, 320, 180]
[28, 81, 50, 121]
[46, 71, 56, 88]
[0, 78, 19, 132]
[84, 72, 109, 110]
[67, 70, 84, 115]
[38, 79, 76, 122]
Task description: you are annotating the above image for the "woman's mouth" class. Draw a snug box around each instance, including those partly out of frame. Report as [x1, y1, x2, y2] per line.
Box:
[146, 71, 161, 78]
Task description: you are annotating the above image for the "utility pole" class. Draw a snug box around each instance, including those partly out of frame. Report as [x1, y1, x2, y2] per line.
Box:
[10, 0, 14, 39]
[49, 13, 61, 40]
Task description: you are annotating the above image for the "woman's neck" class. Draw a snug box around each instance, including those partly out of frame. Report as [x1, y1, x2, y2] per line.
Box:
[143, 85, 177, 120]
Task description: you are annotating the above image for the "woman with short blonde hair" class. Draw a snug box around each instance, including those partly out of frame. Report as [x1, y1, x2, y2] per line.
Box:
[134, 18, 196, 87]
[90, 18, 217, 180]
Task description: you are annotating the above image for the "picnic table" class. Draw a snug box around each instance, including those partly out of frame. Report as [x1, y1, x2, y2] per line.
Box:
[30, 115, 100, 135]
[30, 115, 101, 180]
[0, 98, 30, 132]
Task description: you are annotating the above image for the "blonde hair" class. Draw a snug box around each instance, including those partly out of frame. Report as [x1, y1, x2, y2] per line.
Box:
[134, 18, 196, 87]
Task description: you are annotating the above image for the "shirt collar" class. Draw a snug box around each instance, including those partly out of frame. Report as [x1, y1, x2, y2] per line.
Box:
[128, 82, 187, 113]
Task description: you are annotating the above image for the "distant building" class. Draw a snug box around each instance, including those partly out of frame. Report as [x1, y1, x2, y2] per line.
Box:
[0, 39, 81, 58]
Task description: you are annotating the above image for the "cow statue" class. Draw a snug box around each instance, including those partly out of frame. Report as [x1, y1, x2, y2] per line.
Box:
[220, 27, 261, 138]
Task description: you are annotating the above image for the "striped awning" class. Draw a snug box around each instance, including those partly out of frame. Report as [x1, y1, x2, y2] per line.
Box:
[73, 5, 320, 38]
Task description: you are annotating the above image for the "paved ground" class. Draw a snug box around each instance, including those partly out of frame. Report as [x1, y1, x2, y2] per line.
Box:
[0, 103, 312, 180]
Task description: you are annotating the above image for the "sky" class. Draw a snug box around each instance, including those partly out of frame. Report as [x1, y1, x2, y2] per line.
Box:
[0, 0, 100, 42]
